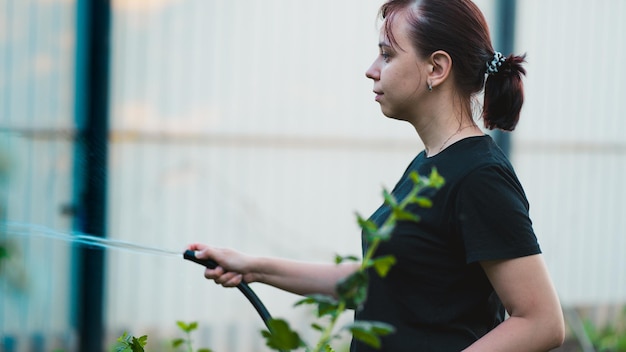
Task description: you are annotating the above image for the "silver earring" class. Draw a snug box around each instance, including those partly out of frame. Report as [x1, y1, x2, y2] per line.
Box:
[427, 82, 433, 92]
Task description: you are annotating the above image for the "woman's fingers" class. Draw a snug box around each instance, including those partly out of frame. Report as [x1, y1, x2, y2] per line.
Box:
[188, 244, 251, 286]
[220, 273, 243, 287]
[187, 243, 208, 252]
[204, 266, 225, 280]
[204, 266, 242, 287]
[191, 245, 224, 264]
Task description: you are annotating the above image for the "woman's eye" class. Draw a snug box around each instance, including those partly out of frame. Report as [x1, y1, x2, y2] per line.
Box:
[381, 52, 390, 62]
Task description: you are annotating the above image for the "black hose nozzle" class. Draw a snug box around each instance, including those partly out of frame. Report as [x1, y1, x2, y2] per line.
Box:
[183, 249, 219, 269]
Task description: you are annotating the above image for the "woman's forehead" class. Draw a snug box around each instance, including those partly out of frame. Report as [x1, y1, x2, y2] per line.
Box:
[379, 11, 412, 52]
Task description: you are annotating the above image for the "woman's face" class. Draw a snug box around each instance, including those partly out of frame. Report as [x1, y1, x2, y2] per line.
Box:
[365, 11, 429, 121]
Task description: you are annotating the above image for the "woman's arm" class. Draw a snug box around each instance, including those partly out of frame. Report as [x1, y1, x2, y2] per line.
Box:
[187, 243, 359, 297]
[463, 254, 565, 352]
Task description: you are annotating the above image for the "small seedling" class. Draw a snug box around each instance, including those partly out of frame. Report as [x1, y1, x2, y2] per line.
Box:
[115, 332, 148, 352]
[172, 321, 213, 352]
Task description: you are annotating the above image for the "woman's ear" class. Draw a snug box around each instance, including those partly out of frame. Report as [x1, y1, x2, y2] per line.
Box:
[428, 50, 452, 89]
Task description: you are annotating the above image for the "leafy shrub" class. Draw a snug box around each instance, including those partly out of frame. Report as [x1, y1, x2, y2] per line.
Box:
[584, 306, 626, 352]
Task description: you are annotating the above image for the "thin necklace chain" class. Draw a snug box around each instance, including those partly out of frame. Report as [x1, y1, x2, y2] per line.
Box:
[438, 124, 477, 153]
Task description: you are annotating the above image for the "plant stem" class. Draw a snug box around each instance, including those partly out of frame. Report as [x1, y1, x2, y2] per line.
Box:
[186, 331, 192, 352]
[315, 300, 346, 352]
[361, 238, 380, 270]
[313, 227, 384, 350]
[309, 174, 434, 351]
[361, 183, 419, 269]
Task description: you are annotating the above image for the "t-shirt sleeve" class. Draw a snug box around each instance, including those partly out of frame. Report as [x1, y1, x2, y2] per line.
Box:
[455, 164, 541, 263]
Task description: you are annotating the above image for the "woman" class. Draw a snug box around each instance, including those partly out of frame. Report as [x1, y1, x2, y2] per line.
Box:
[189, 0, 565, 350]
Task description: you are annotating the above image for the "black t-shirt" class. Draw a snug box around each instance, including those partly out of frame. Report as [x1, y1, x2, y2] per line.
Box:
[351, 135, 541, 352]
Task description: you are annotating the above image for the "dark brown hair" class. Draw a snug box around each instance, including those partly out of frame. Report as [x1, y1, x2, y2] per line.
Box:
[380, 0, 526, 131]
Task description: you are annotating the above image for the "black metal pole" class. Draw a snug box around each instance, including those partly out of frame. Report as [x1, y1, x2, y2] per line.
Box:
[72, 0, 111, 351]
[492, 0, 517, 157]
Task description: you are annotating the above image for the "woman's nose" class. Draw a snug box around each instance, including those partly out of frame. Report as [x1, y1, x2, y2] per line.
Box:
[365, 61, 379, 80]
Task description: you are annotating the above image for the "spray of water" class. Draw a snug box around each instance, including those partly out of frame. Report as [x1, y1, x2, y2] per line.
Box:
[0, 221, 182, 258]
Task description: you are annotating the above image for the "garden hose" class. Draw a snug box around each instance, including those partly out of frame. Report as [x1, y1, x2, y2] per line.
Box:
[183, 250, 285, 350]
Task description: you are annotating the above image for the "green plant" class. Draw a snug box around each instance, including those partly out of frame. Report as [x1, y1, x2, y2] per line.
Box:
[114, 332, 148, 352]
[584, 306, 626, 352]
[260, 168, 444, 351]
[172, 321, 213, 352]
[0, 238, 28, 292]
[0, 241, 8, 265]
[111, 322, 213, 352]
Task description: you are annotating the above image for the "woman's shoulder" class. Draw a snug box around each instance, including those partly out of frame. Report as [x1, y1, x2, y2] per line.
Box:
[411, 135, 518, 189]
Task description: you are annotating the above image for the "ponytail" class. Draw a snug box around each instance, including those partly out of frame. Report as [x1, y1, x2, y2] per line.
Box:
[482, 54, 527, 131]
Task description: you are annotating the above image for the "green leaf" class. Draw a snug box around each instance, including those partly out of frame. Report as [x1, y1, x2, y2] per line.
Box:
[261, 318, 302, 350]
[294, 294, 336, 307]
[311, 323, 324, 332]
[0, 245, 8, 260]
[176, 321, 198, 333]
[197, 349, 214, 352]
[351, 328, 381, 349]
[322, 345, 336, 352]
[295, 294, 339, 317]
[344, 321, 395, 349]
[117, 332, 130, 343]
[136, 335, 148, 347]
[428, 167, 445, 189]
[130, 336, 146, 352]
[336, 271, 368, 308]
[346, 321, 395, 336]
[392, 207, 420, 222]
[371, 255, 396, 277]
[334, 254, 359, 264]
[114, 332, 147, 352]
[409, 196, 433, 208]
[115, 345, 130, 352]
[382, 188, 397, 207]
[356, 213, 379, 239]
[176, 321, 189, 332]
[172, 338, 185, 348]
[408, 171, 424, 186]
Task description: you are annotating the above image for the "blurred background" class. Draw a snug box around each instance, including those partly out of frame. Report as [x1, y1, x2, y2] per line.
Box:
[1, 0, 625, 351]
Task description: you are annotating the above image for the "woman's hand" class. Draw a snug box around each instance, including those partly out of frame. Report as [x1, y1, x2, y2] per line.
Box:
[187, 243, 257, 287]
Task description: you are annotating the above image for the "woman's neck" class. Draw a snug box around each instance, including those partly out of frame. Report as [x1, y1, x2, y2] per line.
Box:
[415, 113, 482, 157]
